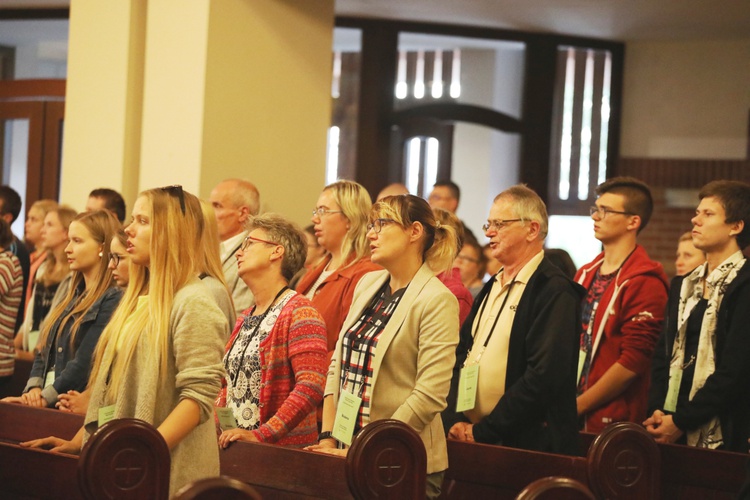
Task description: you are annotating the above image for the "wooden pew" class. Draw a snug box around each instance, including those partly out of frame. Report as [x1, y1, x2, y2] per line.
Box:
[0, 403, 170, 499]
[3, 401, 747, 500]
[658, 440, 747, 499]
[0, 401, 83, 443]
[0, 404, 426, 500]
[515, 476, 595, 500]
[441, 440, 589, 499]
[220, 419, 427, 499]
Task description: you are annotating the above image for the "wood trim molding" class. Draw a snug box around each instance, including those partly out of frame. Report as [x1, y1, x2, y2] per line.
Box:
[0, 79, 66, 100]
[391, 103, 522, 133]
[0, 8, 69, 20]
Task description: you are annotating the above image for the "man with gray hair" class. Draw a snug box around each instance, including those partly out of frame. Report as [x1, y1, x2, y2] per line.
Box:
[443, 185, 583, 455]
[209, 178, 260, 314]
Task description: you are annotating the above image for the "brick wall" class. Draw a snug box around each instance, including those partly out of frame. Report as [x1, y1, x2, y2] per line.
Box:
[637, 188, 696, 277]
[618, 157, 750, 278]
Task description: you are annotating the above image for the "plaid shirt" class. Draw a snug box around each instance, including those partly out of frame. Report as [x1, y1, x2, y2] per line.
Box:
[339, 282, 405, 431]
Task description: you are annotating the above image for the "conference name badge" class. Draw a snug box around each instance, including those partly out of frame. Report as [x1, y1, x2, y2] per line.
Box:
[332, 391, 362, 446]
[216, 407, 238, 432]
[98, 405, 116, 426]
[456, 364, 479, 412]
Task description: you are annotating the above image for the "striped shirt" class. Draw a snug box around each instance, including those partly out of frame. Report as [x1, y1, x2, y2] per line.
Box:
[0, 251, 23, 377]
[339, 281, 405, 431]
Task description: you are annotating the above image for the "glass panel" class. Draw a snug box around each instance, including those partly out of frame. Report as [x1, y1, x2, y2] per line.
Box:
[546, 215, 601, 269]
[330, 28, 362, 182]
[453, 126, 521, 240]
[553, 46, 613, 207]
[396, 33, 526, 119]
[1, 119, 30, 235]
[0, 20, 69, 78]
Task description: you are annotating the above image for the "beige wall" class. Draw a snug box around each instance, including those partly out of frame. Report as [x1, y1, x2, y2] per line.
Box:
[620, 39, 750, 159]
[60, 0, 332, 227]
[60, 0, 146, 212]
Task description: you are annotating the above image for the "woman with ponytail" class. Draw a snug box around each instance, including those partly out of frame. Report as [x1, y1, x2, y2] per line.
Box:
[22, 187, 227, 496]
[307, 195, 460, 499]
[8, 210, 122, 407]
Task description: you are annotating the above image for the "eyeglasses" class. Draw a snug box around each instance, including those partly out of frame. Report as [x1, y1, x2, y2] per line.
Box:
[312, 207, 343, 218]
[108, 253, 124, 267]
[455, 254, 479, 264]
[366, 218, 396, 234]
[482, 219, 523, 232]
[589, 206, 634, 218]
[160, 185, 186, 215]
[240, 235, 278, 252]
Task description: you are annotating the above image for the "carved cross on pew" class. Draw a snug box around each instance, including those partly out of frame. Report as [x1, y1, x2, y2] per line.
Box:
[113, 448, 146, 488]
[376, 447, 406, 486]
[614, 449, 642, 486]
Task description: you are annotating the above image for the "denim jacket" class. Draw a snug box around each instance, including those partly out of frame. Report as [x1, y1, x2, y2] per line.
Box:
[25, 284, 123, 406]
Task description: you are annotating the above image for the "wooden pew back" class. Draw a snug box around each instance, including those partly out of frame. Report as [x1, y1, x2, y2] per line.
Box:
[0, 401, 83, 443]
[221, 419, 426, 499]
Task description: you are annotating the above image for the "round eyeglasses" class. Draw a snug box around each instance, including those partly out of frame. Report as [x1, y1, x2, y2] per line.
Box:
[367, 218, 396, 234]
[589, 206, 634, 218]
[312, 207, 343, 218]
[240, 235, 278, 252]
[108, 253, 123, 267]
[481, 219, 522, 233]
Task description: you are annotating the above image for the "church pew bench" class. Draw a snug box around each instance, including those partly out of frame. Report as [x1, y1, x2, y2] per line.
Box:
[220, 419, 427, 499]
[0, 403, 169, 499]
[0, 401, 83, 444]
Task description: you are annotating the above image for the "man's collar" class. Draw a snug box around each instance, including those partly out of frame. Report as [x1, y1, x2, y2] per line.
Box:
[495, 250, 545, 286]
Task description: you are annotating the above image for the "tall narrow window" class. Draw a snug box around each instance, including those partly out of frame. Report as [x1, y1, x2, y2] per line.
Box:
[326, 126, 340, 184]
[550, 46, 613, 210]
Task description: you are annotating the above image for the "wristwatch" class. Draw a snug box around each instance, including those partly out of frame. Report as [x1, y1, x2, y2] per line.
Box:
[318, 431, 333, 441]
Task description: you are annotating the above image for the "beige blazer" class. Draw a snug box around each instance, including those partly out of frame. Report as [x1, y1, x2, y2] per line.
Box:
[325, 263, 459, 473]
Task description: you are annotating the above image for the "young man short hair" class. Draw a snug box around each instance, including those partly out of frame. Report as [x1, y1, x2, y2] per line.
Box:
[575, 176, 669, 433]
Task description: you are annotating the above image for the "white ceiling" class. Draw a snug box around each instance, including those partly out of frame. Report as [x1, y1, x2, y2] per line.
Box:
[335, 0, 750, 41]
[1, 0, 749, 42]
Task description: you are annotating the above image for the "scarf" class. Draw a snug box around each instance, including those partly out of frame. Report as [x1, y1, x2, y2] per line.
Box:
[668, 250, 745, 448]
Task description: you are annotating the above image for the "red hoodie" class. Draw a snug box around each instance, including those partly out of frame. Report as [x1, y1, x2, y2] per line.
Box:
[575, 245, 669, 433]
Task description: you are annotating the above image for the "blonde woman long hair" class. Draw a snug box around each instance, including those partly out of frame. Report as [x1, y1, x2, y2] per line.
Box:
[37, 210, 120, 352]
[38, 205, 77, 287]
[198, 200, 234, 318]
[89, 187, 204, 402]
[324, 180, 372, 269]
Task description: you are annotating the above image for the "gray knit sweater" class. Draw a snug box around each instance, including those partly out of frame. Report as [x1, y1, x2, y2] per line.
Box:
[84, 278, 227, 495]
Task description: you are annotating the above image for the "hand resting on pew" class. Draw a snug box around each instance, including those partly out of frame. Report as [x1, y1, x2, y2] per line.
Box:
[1, 387, 46, 407]
[56, 389, 89, 414]
[20, 427, 84, 455]
[643, 409, 684, 443]
[305, 439, 347, 457]
[448, 422, 475, 442]
[218, 428, 259, 448]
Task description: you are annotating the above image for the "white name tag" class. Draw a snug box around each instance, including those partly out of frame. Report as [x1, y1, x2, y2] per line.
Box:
[44, 369, 55, 388]
[216, 407, 238, 432]
[456, 364, 479, 413]
[98, 404, 116, 426]
[332, 391, 362, 446]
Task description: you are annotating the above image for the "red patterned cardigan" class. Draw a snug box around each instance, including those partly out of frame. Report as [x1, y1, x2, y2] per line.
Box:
[217, 292, 328, 447]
